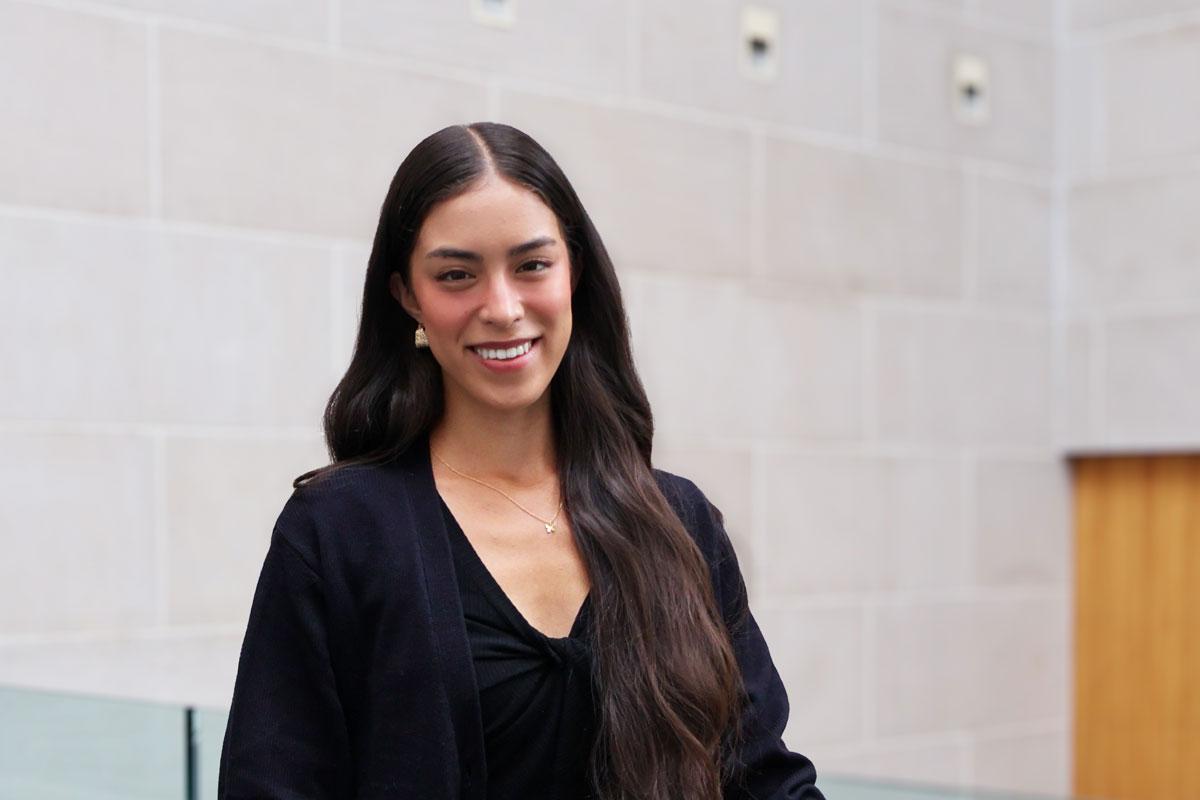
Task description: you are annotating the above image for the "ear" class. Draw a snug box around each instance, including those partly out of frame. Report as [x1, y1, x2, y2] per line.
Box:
[389, 272, 422, 322]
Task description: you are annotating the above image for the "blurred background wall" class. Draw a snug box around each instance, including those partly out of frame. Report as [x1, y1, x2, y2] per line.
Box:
[1, 0, 1197, 796]
[1061, 2, 1200, 448]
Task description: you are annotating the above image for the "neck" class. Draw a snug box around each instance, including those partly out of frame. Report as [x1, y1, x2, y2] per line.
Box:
[429, 389, 557, 488]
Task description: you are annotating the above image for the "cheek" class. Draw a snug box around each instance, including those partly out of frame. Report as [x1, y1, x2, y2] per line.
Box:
[532, 297, 572, 336]
[421, 298, 472, 335]
[539, 276, 575, 323]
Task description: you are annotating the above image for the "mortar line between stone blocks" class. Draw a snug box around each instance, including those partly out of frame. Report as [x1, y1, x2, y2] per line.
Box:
[0, 419, 326, 440]
[798, 127, 1048, 182]
[625, 0, 641, 99]
[749, 443, 769, 607]
[1054, 0, 1069, 37]
[1091, 47, 1107, 178]
[961, 728, 976, 787]
[654, 435, 1056, 462]
[961, 450, 977, 588]
[965, 158, 1054, 187]
[749, 124, 766, 280]
[16, 0, 332, 55]
[860, 300, 878, 442]
[327, 0, 341, 52]
[1072, 155, 1200, 185]
[861, 0, 878, 144]
[0, 203, 371, 250]
[970, 716, 1072, 740]
[879, 0, 1053, 44]
[145, 20, 162, 218]
[32, 0, 486, 89]
[859, 295, 1049, 324]
[816, 728, 971, 761]
[1046, 326, 1065, 453]
[1070, 8, 1200, 44]
[329, 247, 345, 379]
[1049, 2, 1070, 315]
[152, 431, 169, 628]
[0, 623, 247, 648]
[962, 167, 979, 304]
[755, 585, 1069, 611]
[1048, 64, 1071, 451]
[15, 0, 151, 26]
[1099, 299, 1200, 318]
[853, 720, 1075, 754]
[861, 601, 877, 740]
[975, 19, 1056, 44]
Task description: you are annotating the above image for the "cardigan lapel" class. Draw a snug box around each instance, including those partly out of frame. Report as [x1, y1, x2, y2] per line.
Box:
[394, 432, 487, 798]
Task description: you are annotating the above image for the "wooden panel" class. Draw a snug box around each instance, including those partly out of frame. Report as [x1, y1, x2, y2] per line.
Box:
[1073, 455, 1200, 799]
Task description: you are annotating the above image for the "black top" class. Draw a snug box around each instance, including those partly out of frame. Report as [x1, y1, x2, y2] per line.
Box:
[218, 433, 824, 799]
[440, 496, 598, 800]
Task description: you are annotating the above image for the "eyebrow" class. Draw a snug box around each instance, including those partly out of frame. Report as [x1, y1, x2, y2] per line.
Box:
[424, 236, 557, 262]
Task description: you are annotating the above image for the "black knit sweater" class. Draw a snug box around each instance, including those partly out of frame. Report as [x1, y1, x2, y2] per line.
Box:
[218, 432, 824, 799]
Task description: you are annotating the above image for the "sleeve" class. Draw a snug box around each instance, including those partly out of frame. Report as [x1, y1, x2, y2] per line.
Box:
[218, 493, 354, 800]
[694, 491, 825, 800]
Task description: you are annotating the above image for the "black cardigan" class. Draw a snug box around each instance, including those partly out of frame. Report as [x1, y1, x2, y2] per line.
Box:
[218, 433, 824, 799]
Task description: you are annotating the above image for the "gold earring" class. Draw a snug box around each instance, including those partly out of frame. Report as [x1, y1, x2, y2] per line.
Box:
[414, 324, 429, 349]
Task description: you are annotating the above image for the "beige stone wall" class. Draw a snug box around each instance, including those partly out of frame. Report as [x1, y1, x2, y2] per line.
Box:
[8, 0, 1192, 794]
[1061, 0, 1200, 449]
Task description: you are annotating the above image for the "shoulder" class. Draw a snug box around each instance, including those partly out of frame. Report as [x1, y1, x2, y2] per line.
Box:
[651, 467, 726, 556]
[272, 458, 418, 570]
[651, 466, 747, 627]
[287, 459, 409, 517]
[652, 467, 724, 521]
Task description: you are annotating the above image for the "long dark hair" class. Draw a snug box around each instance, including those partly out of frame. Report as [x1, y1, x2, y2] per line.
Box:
[296, 122, 744, 799]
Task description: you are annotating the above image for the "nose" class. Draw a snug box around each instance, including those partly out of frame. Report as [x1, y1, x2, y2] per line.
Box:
[479, 273, 523, 328]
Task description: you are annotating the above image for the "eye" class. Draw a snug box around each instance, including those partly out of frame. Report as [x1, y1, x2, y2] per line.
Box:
[436, 269, 472, 282]
[519, 260, 552, 273]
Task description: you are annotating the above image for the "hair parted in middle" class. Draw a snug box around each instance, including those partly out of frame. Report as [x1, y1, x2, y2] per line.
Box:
[295, 121, 749, 800]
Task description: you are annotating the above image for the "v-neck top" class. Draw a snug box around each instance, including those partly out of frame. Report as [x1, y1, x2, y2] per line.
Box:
[219, 437, 825, 799]
[439, 496, 599, 800]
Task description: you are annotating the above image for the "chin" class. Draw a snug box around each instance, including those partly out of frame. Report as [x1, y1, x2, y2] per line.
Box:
[477, 384, 552, 413]
[489, 392, 548, 412]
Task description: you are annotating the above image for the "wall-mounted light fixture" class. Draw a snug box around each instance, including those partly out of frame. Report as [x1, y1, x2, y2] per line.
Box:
[951, 52, 990, 125]
[470, 0, 516, 30]
[740, 6, 780, 82]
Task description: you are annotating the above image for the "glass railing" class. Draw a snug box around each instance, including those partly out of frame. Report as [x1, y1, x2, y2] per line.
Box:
[819, 775, 1072, 799]
[0, 684, 1071, 799]
[0, 684, 228, 800]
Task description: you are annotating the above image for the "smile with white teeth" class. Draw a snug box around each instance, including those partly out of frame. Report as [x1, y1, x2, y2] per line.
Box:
[471, 340, 534, 361]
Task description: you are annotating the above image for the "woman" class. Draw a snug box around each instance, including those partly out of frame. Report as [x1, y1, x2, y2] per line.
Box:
[218, 122, 823, 800]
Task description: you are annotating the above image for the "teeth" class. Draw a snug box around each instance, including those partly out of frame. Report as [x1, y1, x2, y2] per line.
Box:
[472, 340, 533, 361]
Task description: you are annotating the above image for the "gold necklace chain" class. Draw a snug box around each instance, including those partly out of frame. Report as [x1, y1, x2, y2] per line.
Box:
[433, 451, 564, 535]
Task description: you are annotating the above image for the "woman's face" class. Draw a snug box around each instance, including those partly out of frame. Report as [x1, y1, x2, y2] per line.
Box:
[391, 175, 575, 416]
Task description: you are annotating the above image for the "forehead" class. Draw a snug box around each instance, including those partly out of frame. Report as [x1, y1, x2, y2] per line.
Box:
[416, 177, 561, 252]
